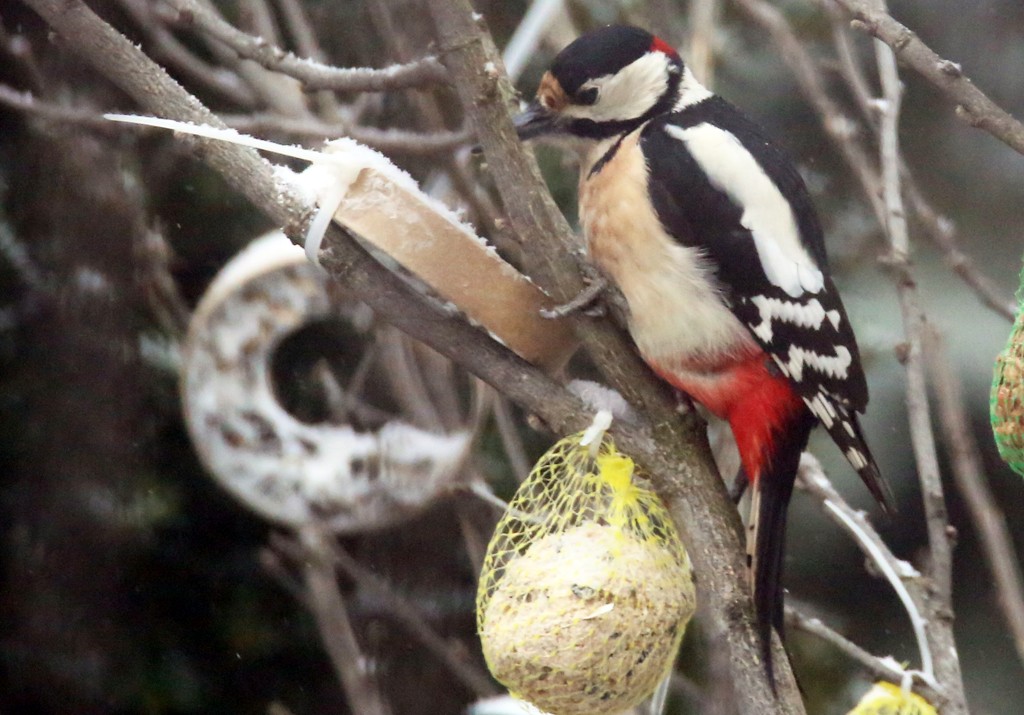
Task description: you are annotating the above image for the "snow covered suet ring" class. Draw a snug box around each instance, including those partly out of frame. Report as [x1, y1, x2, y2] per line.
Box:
[477, 421, 695, 715]
[180, 232, 470, 532]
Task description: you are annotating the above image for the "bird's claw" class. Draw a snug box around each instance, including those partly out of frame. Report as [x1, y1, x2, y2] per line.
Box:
[540, 276, 608, 319]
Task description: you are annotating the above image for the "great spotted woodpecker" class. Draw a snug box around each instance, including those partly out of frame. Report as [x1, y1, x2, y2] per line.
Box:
[515, 25, 893, 682]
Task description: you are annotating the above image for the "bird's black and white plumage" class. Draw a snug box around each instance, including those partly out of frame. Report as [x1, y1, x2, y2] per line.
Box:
[515, 24, 893, 687]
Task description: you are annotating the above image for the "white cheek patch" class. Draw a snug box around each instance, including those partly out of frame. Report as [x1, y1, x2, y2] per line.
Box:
[748, 295, 841, 343]
[563, 52, 670, 123]
[665, 123, 824, 298]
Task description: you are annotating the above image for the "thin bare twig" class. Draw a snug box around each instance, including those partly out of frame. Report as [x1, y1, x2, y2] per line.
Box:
[269, 529, 497, 698]
[818, 1, 1015, 321]
[825, 3, 877, 121]
[873, 33, 967, 712]
[133, 227, 191, 336]
[925, 327, 1024, 668]
[730, 0, 886, 223]
[219, 113, 471, 153]
[329, 543, 500, 698]
[904, 183, 1015, 321]
[3, 82, 471, 155]
[739, 0, 1012, 323]
[493, 396, 532, 481]
[115, 0, 257, 107]
[166, 0, 449, 92]
[362, 0, 499, 237]
[274, 0, 324, 61]
[687, 0, 720, 87]
[798, 455, 936, 686]
[377, 328, 445, 430]
[258, 546, 310, 608]
[785, 606, 940, 704]
[830, 0, 1024, 156]
[0, 83, 113, 129]
[272, 0, 344, 118]
[239, 0, 283, 48]
[297, 526, 391, 715]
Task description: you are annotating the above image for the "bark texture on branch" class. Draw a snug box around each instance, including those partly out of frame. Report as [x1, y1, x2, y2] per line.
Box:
[833, 0, 1024, 156]
[423, 3, 806, 713]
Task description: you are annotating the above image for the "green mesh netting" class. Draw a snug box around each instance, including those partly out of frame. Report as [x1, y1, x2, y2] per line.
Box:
[991, 260, 1024, 477]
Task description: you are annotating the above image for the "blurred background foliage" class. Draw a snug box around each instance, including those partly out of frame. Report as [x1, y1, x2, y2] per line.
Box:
[1, 0, 1023, 713]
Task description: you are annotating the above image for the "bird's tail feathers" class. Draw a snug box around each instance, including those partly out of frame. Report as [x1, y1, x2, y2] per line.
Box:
[743, 411, 814, 692]
[817, 401, 895, 513]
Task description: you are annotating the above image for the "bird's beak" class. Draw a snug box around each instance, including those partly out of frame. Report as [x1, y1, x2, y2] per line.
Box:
[513, 100, 560, 141]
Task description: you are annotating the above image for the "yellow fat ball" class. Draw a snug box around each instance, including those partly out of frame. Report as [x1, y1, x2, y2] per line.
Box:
[477, 431, 695, 715]
[848, 682, 938, 715]
[480, 522, 694, 715]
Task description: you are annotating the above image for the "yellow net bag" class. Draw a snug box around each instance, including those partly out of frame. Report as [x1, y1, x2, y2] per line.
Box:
[847, 681, 937, 715]
[476, 421, 696, 715]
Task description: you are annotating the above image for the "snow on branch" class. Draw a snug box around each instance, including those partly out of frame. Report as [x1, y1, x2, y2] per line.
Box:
[167, 0, 450, 92]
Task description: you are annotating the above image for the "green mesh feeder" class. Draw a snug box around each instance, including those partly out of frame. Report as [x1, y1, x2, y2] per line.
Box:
[991, 260, 1024, 476]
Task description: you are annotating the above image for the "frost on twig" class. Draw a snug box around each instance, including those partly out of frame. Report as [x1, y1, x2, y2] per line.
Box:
[797, 455, 938, 692]
[169, 0, 449, 91]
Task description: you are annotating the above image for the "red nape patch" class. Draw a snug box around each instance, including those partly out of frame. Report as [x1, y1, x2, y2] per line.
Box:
[649, 36, 678, 57]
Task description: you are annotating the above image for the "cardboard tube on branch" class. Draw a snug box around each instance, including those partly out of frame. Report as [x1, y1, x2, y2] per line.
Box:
[103, 115, 579, 372]
[305, 139, 579, 372]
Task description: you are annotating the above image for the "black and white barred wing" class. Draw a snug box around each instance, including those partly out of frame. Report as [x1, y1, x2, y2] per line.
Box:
[642, 106, 890, 506]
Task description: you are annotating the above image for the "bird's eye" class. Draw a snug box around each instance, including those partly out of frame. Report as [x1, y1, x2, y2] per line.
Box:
[575, 87, 599, 106]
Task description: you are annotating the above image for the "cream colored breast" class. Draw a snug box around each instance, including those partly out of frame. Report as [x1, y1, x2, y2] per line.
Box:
[578, 130, 756, 367]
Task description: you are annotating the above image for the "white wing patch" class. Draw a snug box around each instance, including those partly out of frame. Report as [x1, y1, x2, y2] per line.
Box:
[775, 345, 852, 383]
[748, 295, 841, 343]
[804, 391, 839, 429]
[845, 447, 869, 470]
[665, 123, 824, 298]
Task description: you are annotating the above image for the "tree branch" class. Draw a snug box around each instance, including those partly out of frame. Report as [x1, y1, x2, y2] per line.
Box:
[297, 526, 390, 715]
[166, 0, 450, 91]
[737, 0, 1014, 323]
[785, 606, 941, 704]
[115, 0, 258, 107]
[329, 542, 500, 698]
[0, 83, 114, 129]
[798, 455, 936, 683]
[831, 0, 1024, 156]
[873, 33, 967, 713]
[925, 327, 1024, 669]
